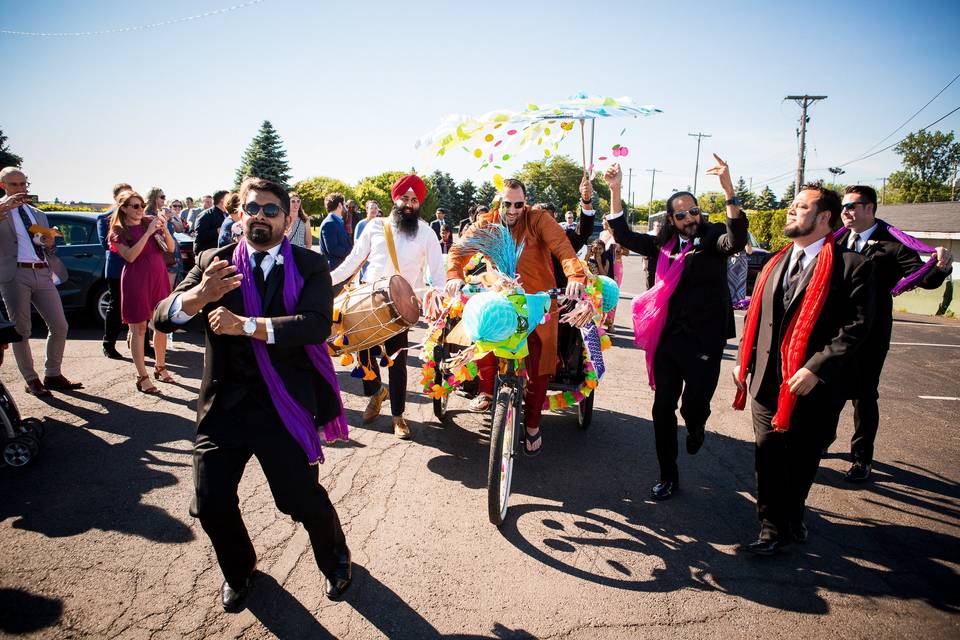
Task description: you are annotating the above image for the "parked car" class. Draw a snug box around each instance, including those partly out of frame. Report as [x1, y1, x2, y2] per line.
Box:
[45, 212, 194, 320]
[745, 232, 773, 294]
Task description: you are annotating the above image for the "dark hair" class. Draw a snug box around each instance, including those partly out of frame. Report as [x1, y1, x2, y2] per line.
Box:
[843, 184, 878, 210]
[202, 194, 213, 200]
[503, 178, 526, 195]
[800, 181, 842, 225]
[144, 187, 164, 217]
[223, 192, 241, 216]
[665, 191, 697, 215]
[324, 192, 345, 213]
[289, 191, 308, 221]
[436, 207, 446, 215]
[535, 202, 557, 214]
[439, 224, 450, 234]
[477, 205, 490, 213]
[213, 190, 229, 207]
[112, 183, 132, 199]
[238, 177, 290, 214]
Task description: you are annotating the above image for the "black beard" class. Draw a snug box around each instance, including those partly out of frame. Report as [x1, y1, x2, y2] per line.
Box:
[391, 205, 421, 238]
[247, 223, 274, 245]
[784, 218, 816, 238]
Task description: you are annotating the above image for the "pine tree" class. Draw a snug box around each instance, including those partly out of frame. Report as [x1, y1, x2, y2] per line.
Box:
[234, 120, 292, 189]
[0, 127, 23, 169]
[781, 182, 796, 208]
[733, 176, 755, 209]
[476, 181, 497, 208]
[755, 185, 777, 210]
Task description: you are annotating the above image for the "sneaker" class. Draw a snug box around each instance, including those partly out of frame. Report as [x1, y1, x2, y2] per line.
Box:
[362, 387, 388, 424]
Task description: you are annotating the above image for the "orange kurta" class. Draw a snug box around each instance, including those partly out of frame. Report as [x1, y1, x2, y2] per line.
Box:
[447, 206, 586, 376]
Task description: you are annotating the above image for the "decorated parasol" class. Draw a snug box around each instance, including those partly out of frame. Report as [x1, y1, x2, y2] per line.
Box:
[416, 93, 662, 184]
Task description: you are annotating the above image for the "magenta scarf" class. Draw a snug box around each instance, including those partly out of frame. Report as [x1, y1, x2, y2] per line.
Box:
[233, 238, 349, 464]
[835, 221, 938, 295]
[631, 235, 693, 388]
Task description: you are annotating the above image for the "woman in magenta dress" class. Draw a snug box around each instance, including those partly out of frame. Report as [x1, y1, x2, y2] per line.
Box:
[109, 190, 174, 394]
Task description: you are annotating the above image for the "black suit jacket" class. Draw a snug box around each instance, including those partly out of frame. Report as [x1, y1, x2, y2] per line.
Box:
[741, 242, 874, 403]
[608, 213, 749, 355]
[430, 218, 444, 239]
[554, 209, 594, 289]
[193, 207, 226, 255]
[835, 220, 947, 348]
[153, 244, 339, 429]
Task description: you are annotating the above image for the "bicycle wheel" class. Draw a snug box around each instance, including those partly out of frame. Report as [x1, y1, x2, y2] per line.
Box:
[577, 391, 594, 430]
[487, 384, 520, 526]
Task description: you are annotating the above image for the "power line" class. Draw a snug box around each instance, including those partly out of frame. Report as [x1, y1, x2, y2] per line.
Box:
[857, 71, 960, 156]
[0, 0, 266, 37]
[833, 103, 960, 169]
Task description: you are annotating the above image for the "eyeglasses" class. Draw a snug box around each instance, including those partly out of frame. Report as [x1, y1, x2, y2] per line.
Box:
[841, 201, 865, 211]
[243, 202, 284, 218]
[125, 203, 143, 210]
[672, 207, 700, 221]
[501, 200, 525, 210]
[171, 204, 182, 209]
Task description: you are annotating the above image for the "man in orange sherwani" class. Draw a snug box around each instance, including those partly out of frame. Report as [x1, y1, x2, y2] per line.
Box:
[445, 178, 587, 455]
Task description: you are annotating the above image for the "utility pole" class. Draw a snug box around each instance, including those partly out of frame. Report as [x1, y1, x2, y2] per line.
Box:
[785, 95, 827, 194]
[952, 163, 959, 201]
[646, 168, 660, 216]
[688, 132, 712, 196]
[879, 177, 887, 205]
[626, 168, 635, 206]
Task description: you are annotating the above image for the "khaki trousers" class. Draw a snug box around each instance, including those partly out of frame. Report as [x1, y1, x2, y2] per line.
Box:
[0, 266, 69, 381]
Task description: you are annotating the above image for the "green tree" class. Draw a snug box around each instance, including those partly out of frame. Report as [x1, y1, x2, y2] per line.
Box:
[733, 177, 755, 209]
[291, 176, 355, 222]
[354, 170, 408, 213]
[0, 127, 22, 169]
[456, 178, 477, 223]
[780, 182, 796, 208]
[755, 185, 777, 210]
[894, 129, 960, 185]
[514, 155, 596, 213]
[428, 170, 458, 219]
[697, 191, 727, 217]
[476, 181, 497, 207]
[234, 120, 292, 189]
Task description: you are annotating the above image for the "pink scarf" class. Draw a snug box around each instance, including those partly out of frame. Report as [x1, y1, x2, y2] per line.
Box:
[631, 235, 692, 388]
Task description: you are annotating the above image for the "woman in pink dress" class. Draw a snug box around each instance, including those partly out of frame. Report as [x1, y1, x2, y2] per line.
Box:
[109, 191, 174, 394]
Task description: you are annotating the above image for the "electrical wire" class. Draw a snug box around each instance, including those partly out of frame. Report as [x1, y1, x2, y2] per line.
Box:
[0, 0, 266, 37]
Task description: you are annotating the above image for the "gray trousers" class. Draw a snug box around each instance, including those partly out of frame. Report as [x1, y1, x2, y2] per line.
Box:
[0, 266, 69, 381]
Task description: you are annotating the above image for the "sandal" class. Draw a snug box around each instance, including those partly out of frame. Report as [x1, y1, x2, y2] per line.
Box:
[136, 374, 161, 395]
[469, 393, 493, 413]
[153, 366, 174, 383]
[522, 429, 542, 457]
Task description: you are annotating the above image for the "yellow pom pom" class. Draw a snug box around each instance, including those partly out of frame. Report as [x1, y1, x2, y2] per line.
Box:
[340, 353, 354, 366]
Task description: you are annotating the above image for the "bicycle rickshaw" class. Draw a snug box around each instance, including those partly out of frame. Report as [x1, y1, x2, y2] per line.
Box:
[419, 225, 617, 526]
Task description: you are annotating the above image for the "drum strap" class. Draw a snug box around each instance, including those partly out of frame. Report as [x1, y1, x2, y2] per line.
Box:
[383, 222, 402, 275]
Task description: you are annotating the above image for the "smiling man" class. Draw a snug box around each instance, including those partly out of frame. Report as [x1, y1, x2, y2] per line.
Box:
[829, 185, 953, 482]
[153, 176, 352, 611]
[733, 183, 874, 555]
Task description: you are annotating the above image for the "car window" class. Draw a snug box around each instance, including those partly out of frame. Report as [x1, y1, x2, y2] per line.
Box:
[52, 220, 94, 246]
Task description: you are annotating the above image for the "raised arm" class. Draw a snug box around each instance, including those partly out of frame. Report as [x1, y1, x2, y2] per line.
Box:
[704, 154, 748, 256]
[601, 164, 657, 257]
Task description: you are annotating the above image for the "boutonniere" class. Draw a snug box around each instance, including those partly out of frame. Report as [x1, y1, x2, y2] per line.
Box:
[693, 237, 701, 248]
[275, 253, 285, 266]
[866, 239, 878, 246]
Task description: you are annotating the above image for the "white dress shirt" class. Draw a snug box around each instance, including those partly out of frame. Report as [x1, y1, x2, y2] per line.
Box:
[847, 222, 878, 253]
[784, 236, 827, 286]
[12, 205, 46, 264]
[329, 217, 445, 299]
[169, 242, 279, 343]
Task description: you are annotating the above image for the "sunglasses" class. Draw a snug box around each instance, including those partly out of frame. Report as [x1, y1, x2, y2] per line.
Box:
[125, 203, 143, 210]
[841, 201, 865, 211]
[672, 207, 701, 221]
[159, 195, 166, 199]
[501, 200, 525, 210]
[243, 202, 284, 218]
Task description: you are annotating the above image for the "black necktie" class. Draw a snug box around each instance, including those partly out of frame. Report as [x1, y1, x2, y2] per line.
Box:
[784, 253, 804, 305]
[253, 251, 267, 298]
[18, 207, 45, 261]
[848, 232, 860, 252]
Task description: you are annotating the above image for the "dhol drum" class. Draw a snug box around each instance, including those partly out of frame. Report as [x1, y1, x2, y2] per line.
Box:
[329, 275, 421, 355]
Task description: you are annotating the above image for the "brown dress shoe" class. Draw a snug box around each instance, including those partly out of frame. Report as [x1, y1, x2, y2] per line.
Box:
[42, 375, 84, 391]
[24, 379, 51, 397]
[362, 387, 388, 424]
[393, 416, 411, 440]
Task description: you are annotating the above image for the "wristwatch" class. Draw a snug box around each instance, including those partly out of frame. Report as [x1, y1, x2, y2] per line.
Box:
[726, 196, 742, 206]
[242, 317, 258, 336]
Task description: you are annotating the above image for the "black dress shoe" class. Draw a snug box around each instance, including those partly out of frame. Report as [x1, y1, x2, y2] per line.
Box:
[747, 536, 788, 556]
[844, 462, 872, 483]
[221, 575, 254, 612]
[650, 480, 678, 501]
[324, 547, 352, 601]
[791, 522, 809, 544]
[686, 426, 705, 455]
[103, 343, 123, 360]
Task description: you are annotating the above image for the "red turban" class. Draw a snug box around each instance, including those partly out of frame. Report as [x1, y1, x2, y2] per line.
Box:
[391, 174, 426, 204]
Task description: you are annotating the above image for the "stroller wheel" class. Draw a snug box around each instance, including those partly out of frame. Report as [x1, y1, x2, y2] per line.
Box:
[3, 437, 35, 467]
[21, 418, 44, 439]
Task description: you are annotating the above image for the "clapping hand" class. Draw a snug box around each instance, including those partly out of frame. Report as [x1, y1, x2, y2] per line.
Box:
[705, 153, 734, 196]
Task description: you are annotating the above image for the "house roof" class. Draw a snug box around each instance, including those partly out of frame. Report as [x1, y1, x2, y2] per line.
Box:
[878, 201, 960, 234]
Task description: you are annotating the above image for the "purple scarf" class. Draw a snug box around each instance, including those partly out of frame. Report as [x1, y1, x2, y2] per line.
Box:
[631, 235, 693, 388]
[233, 238, 349, 464]
[834, 221, 938, 296]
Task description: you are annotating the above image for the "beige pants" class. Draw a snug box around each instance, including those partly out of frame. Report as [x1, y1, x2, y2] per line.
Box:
[0, 266, 69, 382]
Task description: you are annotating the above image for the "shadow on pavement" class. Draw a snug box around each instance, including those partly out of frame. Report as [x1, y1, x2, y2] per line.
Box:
[0, 587, 63, 634]
[421, 400, 960, 615]
[0, 390, 195, 544]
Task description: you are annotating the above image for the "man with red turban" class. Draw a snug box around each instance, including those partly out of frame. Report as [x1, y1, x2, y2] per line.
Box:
[330, 174, 445, 440]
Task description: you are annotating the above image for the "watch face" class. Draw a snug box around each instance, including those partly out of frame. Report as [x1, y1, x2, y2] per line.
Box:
[244, 318, 256, 334]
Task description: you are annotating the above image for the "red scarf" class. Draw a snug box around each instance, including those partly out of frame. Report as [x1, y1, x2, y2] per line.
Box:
[733, 236, 834, 431]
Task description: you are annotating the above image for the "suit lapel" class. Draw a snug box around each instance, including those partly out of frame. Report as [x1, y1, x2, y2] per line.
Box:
[762, 252, 789, 320]
[784, 252, 819, 316]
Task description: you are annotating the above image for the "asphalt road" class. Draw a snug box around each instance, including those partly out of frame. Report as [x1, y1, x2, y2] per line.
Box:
[1, 254, 958, 639]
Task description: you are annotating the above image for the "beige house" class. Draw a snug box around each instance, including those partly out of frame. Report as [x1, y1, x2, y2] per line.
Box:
[876, 201, 958, 316]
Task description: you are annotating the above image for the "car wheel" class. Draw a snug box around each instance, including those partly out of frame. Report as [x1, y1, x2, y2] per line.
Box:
[90, 283, 110, 322]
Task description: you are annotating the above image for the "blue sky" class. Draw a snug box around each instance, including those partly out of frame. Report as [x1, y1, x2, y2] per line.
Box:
[3, 0, 959, 204]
